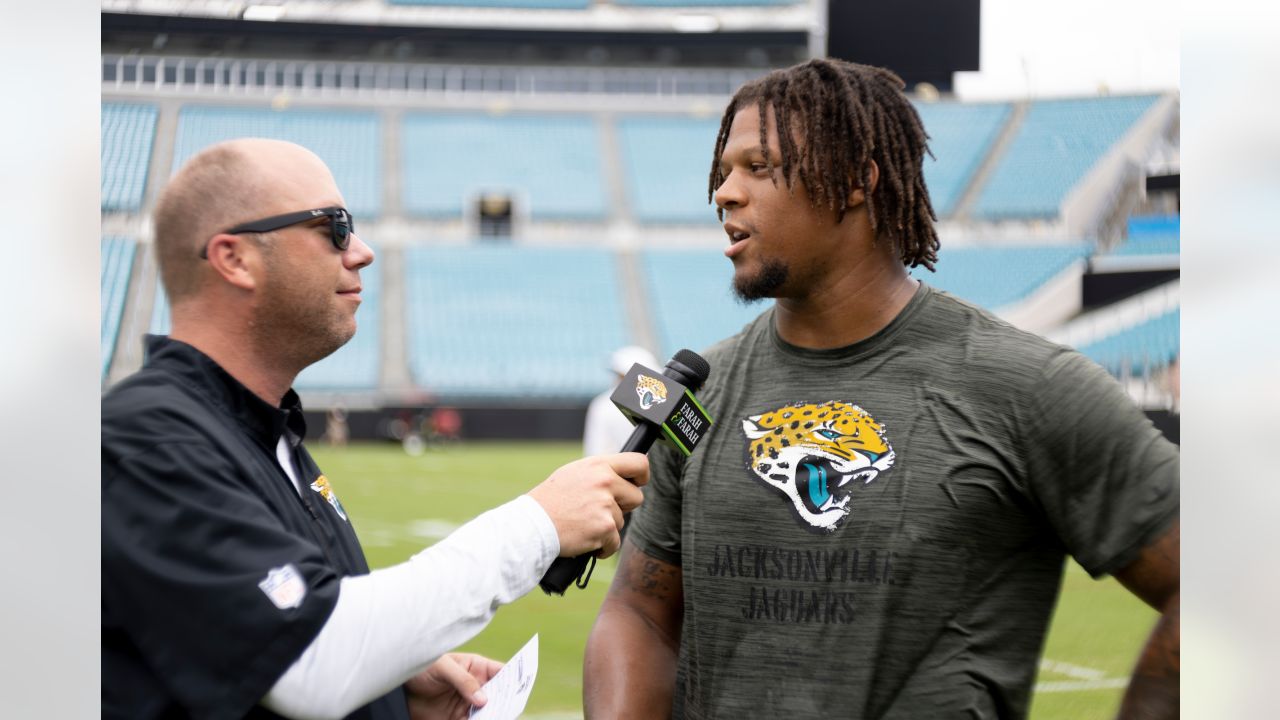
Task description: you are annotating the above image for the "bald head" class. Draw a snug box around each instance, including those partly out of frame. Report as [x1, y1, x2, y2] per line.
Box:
[152, 138, 338, 302]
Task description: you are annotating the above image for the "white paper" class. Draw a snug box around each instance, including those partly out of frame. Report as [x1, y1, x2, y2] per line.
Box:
[469, 634, 539, 720]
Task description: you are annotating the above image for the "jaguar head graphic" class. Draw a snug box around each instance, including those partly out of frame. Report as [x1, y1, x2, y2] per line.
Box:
[742, 400, 895, 532]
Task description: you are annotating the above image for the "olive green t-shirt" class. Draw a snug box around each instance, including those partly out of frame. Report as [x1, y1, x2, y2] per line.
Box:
[628, 282, 1179, 719]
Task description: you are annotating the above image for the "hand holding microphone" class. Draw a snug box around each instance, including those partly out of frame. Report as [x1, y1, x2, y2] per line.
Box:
[538, 349, 713, 595]
[527, 453, 648, 559]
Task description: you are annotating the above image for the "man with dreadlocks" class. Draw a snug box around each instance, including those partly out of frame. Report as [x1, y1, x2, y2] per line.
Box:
[583, 59, 1178, 719]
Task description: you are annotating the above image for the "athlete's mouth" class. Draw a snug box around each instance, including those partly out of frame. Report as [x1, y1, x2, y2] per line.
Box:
[795, 455, 876, 514]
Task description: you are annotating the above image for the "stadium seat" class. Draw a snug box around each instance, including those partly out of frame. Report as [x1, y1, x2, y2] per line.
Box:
[915, 243, 1090, 310]
[973, 95, 1159, 220]
[402, 113, 607, 220]
[641, 248, 767, 359]
[404, 245, 630, 397]
[171, 106, 382, 218]
[616, 116, 721, 224]
[913, 101, 1011, 217]
[1077, 306, 1179, 375]
[1112, 214, 1179, 256]
[102, 103, 158, 212]
[101, 236, 137, 378]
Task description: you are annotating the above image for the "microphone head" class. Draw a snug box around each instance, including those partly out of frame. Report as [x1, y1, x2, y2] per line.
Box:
[664, 349, 712, 392]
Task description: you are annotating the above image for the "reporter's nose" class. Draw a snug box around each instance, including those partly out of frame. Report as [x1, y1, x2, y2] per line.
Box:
[344, 232, 375, 270]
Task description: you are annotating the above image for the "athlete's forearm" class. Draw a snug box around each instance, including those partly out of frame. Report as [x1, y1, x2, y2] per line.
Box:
[1117, 592, 1179, 719]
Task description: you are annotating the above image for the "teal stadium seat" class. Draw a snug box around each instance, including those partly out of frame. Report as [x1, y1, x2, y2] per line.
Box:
[915, 244, 1090, 310]
[150, 249, 382, 391]
[617, 116, 721, 224]
[641, 248, 766, 360]
[102, 103, 158, 211]
[974, 96, 1159, 220]
[913, 101, 1011, 217]
[402, 114, 607, 220]
[101, 236, 137, 378]
[405, 245, 629, 398]
[1078, 307, 1179, 374]
[171, 107, 382, 219]
[1113, 214, 1179, 256]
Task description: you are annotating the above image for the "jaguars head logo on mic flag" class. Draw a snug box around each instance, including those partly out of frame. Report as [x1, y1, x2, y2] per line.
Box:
[635, 374, 669, 411]
[742, 400, 895, 533]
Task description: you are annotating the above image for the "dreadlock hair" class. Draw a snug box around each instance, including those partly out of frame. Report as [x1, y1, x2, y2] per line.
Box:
[708, 58, 940, 271]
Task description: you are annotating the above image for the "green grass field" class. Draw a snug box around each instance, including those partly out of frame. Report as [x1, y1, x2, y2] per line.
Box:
[311, 441, 1156, 719]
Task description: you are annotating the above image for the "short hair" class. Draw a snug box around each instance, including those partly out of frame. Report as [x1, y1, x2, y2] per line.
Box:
[151, 142, 266, 301]
[708, 58, 940, 270]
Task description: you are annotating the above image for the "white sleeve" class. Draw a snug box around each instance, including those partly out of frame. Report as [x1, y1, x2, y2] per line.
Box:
[260, 494, 560, 720]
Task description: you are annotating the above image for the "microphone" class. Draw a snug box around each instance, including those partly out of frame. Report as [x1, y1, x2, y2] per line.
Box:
[539, 349, 713, 595]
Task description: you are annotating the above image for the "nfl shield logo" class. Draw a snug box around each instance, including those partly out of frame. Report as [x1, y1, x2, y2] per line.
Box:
[258, 564, 307, 610]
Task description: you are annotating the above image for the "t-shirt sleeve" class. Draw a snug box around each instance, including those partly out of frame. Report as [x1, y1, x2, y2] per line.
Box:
[1022, 349, 1180, 578]
[626, 438, 687, 566]
[102, 441, 342, 720]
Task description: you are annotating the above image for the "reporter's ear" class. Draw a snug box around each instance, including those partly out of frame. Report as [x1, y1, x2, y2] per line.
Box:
[204, 232, 262, 291]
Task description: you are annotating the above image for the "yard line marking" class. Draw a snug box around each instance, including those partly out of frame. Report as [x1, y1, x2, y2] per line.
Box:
[1039, 658, 1107, 680]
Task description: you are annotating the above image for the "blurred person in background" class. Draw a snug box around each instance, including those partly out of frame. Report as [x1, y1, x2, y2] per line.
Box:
[583, 345, 659, 457]
[584, 59, 1179, 720]
[102, 138, 648, 720]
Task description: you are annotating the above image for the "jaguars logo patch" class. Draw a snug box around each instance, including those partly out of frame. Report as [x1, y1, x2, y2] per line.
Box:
[742, 400, 895, 533]
[310, 475, 349, 522]
[635, 374, 669, 410]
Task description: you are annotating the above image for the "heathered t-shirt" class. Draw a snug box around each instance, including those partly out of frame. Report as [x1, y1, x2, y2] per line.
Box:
[627, 282, 1179, 720]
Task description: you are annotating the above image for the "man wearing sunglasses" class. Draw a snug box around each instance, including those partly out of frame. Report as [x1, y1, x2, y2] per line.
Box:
[102, 138, 648, 720]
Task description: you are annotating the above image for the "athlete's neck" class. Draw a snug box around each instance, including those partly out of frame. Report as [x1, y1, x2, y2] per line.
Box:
[773, 260, 918, 350]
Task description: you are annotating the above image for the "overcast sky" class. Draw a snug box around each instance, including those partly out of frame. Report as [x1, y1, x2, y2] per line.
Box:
[952, 0, 1179, 99]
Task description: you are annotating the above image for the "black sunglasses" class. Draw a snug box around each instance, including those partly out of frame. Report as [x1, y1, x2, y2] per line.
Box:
[200, 206, 354, 258]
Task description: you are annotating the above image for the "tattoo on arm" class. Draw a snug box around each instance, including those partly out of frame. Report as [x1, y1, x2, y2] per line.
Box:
[620, 552, 680, 601]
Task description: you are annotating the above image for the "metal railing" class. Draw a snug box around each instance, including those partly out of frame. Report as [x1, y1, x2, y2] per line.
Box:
[102, 53, 765, 99]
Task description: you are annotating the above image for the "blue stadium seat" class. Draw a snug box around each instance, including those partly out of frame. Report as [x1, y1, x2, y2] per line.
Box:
[915, 244, 1090, 309]
[1113, 214, 1179, 256]
[402, 114, 607, 220]
[1077, 307, 1179, 374]
[641, 248, 766, 360]
[150, 253, 381, 391]
[913, 101, 1011, 217]
[101, 236, 137, 378]
[405, 245, 629, 397]
[616, 116, 721, 224]
[171, 106, 382, 218]
[974, 95, 1159, 220]
[387, 0, 587, 6]
[102, 103, 158, 212]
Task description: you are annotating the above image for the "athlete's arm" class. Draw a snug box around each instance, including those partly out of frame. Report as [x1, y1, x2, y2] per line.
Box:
[583, 540, 684, 720]
[1113, 519, 1179, 719]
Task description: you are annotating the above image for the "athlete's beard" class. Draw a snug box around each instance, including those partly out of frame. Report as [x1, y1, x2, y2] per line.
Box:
[249, 250, 355, 376]
[733, 258, 789, 303]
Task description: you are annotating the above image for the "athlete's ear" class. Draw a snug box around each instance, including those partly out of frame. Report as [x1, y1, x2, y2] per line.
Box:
[847, 160, 880, 208]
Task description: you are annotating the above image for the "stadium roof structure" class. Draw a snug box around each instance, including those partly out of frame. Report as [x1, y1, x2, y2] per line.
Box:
[101, 0, 813, 36]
